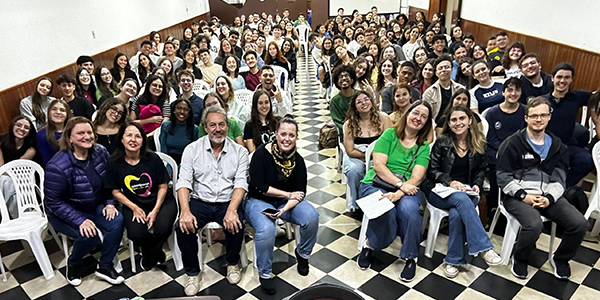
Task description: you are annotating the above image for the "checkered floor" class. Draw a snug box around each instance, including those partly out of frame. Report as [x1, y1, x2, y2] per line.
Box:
[2, 55, 600, 300]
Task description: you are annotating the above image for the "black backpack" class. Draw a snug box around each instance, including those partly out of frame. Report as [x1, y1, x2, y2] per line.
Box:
[563, 186, 588, 214]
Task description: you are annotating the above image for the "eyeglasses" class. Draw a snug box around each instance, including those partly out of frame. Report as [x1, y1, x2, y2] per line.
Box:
[355, 97, 371, 105]
[527, 113, 550, 120]
[151, 83, 164, 89]
[339, 73, 351, 79]
[436, 65, 452, 71]
[15, 123, 31, 130]
[109, 106, 125, 116]
[180, 78, 193, 83]
[410, 109, 429, 120]
[175, 106, 191, 112]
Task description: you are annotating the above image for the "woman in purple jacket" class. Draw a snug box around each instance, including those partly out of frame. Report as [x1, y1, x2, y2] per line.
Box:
[44, 117, 125, 287]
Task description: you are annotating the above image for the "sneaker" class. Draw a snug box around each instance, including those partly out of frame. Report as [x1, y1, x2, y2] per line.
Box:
[66, 263, 82, 286]
[295, 248, 309, 276]
[481, 249, 502, 266]
[357, 247, 373, 270]
[259, 277, 276, 295]
[184, 274, 201, 296]
[444, 263, 459, 278]
[400, 258, 417, 282]
[156, 249, 166, 264]
[550, 255, 571, 280]
[95, 265, 124, 285]
[510, 257, 528, 279]
[227, 264, 242, 284]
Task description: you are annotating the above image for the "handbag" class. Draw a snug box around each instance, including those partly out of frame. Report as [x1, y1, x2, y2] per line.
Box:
[372, 145, 421, 192]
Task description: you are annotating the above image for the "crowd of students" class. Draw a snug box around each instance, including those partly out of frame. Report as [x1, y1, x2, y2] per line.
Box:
[0, 6, 599, 298]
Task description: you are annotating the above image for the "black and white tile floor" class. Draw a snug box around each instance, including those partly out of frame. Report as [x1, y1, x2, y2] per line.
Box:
[2, 54, 600, 299]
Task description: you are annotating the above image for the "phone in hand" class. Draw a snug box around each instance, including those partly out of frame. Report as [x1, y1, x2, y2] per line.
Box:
[262, 208, 281, 218]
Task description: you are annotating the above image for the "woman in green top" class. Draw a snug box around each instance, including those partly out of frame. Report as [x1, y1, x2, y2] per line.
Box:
[356, 100, 433, 283]
[198, 92, 244, 146]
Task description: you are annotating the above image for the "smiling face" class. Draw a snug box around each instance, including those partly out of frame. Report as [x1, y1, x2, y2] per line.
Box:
[460, 62, 472, 77]
[276, 122, 297, 153]
[200, 51, 211, 65]
[368, 44, 379, 56]
[414, 49, 427, 65]
[184, 28, 193, 39]
[394, 87, 411, 109]
[268, 44, 278, 57]
[59, 82, 75, 98]
[509, 47, 523, 61]
[121, 80, 137, 98]
[448, 110, 471, 136]
[106, 103, 125, 124]
[452, 92, 469, 107]
[525, 103, 551, 133]
[160, 60, 172, 74]
[78, 70, 91, 85]
[13, 118, 31, 139]
[100, 67, 112, 84]
[454, 47, 467, 60]
[337, 71, 352, 89]
[473, 45, 486, 60]
[436, 60, 452, 81]
[205, 112, 228, 144]
[382, 47, 396, 60]
[149, 79, 164, 97]
[520, 57, 540, 78]
[355, 62, 368, 78]
[335, 46, 348, 58]
[407, 104, 429, 131]
[472, 62, 490, 82]
[381, 60, 394, 76]
[503, 84, 522, 104]
[184, 51, 195, 64]
[117, 55, 128, 69]
[215, 77, 229, 97]
[222, 40, 232, 53]
[140, 55, 150, 68]
[355, 93, 373, 113]
[399, 66, 415, 83]
[282, 41, 292, 53]
[422, 63, 434, 79]
[452, 27, 463, 39]
[225, 56, 237, 73]
[552, 69, 573, 93]
[70, 122, 95, 151]
[122, 125, 143, 153]
[257, 94, 271, 117]
[174, 101, 191, 123]
[433, 39, 445, 52]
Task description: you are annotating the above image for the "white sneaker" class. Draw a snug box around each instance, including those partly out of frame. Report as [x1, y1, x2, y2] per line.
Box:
[444, 263, 459, 278]
[184, 274, 201, 296]
[481, 249, 502, 266]
[227, 264, 242, 284]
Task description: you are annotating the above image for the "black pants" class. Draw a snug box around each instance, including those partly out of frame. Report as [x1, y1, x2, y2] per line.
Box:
[122, 196, 177, 260]
[503, 196, 588, 264]
[175, 199, 245, 275]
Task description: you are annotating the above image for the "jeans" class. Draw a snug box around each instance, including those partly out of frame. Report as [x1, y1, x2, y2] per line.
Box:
[359, 183, 422, 259]
[122, 197, 177, 260]
[245, 197, 319, 279]
[567, 145, 593, 187]
[175, 199, 245, 276]
[503, 196, 588, 264]
[428, 191, 493, 266]
[343, 152, 366, 210]
[48, 204, 124, 268]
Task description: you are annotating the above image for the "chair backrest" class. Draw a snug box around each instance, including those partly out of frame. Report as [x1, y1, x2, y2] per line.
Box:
[193, 80, 211, 94]
[480, 107, 491, 119]
[235, 89, 254, 109]
[296, 25, 310, 43]
[364, 141, 377, 171]
[155, 152, 179, 204]
[271, 65, 289, 92]
[196, 90, 209, 100]
[477, 112, 489, 137]
[0, 160, 45, 222]
[153, 124, 162, 152]
[581, 106, 588, 126]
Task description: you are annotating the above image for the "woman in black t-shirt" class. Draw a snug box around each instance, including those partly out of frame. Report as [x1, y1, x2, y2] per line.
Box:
[243, 89, 280, 153]
[105, 122, 177, 271]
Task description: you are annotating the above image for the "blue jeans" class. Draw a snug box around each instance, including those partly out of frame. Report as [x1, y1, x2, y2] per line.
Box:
[358, 183, 422, 260]
[428, 191, 493, 266]
[343, 153, 366, 210]
[48, 204, 124, 268]
[245, 197, 319, 279]
[175, 199, 245, 276]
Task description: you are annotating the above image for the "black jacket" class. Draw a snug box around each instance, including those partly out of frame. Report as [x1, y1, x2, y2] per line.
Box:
[422, 134, 487, 195]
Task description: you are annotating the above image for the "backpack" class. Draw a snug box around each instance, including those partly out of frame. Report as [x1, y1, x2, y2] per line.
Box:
[563, 186, 588, 214]
[318, 119, 338, 149]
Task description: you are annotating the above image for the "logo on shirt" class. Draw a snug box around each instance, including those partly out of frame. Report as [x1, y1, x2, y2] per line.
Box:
[124, 173, 153, 197]
[494, 121, 502, 130]
[523, 153, 535, 160]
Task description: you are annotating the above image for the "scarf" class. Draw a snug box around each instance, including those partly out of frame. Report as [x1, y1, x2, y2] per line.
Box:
[271, 141, 296, 181]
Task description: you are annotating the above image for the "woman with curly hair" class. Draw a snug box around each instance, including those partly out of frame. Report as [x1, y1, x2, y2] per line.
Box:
[343, 90, 392, 211]
[500, 42, 526, 78]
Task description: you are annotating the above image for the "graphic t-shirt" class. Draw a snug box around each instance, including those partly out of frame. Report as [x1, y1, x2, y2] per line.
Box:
[104, 152, 169, 205]
[243, 121, 276, 148]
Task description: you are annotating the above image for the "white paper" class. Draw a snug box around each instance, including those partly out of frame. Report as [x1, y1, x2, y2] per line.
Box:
[432, 183, 480, 198]
[356, 190, 395, 220]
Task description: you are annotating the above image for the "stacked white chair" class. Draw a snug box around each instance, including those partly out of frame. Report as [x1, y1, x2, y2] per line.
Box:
[356, 142, 377, 250]
[585, 142, 600, 236]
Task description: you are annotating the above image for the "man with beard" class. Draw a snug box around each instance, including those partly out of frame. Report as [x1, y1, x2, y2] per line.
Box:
[255, 65, 291, 117]
[329, 65, 357, 133]
[242, 51, 261, 91]
[176, 106, 249, 295]
[518, 53, 554, 104]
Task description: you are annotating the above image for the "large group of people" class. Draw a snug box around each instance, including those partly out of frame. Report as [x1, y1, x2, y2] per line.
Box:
[0, 6, 598, 298]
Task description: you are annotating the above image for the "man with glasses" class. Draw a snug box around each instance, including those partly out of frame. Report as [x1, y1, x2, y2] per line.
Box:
[422, 55, 464, 121]
[178, 70, 203, 125]
[518, 53, 554, 104]
[357, 28, 376, 55]
[329, 65, 357, 133]
[496, 97, 587, 280]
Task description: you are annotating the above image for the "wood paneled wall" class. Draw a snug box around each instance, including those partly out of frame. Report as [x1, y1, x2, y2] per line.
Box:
[408, 6, 428, 22]
[461, 19, 600, 92]
[208, 0, 309, 26]
[0, 14, 209, 135]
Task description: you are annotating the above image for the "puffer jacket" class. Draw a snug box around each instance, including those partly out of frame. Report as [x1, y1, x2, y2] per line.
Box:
[496, 128, 568, 205]
[422, 134, 487, 195]
[44, 144, 115, 226]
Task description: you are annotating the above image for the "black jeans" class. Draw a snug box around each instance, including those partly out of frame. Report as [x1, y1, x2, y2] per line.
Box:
[122, 196, 177, 260]
[175, 199, 245, 275]
[503, 196, 588, 264]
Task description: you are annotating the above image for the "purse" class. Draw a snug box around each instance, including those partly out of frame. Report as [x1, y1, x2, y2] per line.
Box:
[372, 145, 421, 193]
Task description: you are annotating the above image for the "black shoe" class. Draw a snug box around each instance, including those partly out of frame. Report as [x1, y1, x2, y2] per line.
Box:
[295, 248, 309, 276]
[66, 263, 82, 286]
[156, 249, 166, 264]
[259, 277, 276, 295]
[357, 247, 372, 270]
[400, 258, 417, 282]
[550, 255, 571, 280]
[510, 257, 528, 279]
[95, 265, 124, 285]
[140, 255, 155, 271]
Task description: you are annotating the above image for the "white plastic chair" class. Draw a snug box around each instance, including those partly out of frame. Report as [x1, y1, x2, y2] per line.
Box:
[585, 142, 600, 236]
[356, 142, 377, 250]
[488, 188, 557, 265]
[60, 229, 123, 273]
[196, 90, 209, 100]
[235, 89, 254, 108]
[197, 222, 249, 271]
[477, 112, 489, 137]
[271, 65, 289, 92]
[193, 80, 211, 94]
[126, 153, 183, 272]
[153, 124, 162, 152]
[0, 160, 58, 281]
[295, 24, 310, 73]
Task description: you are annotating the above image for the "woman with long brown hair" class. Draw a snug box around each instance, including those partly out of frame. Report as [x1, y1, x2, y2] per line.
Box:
[36, 99, 73, 165]
[264, 41, 289, 73]
[20, 77, 56, 130]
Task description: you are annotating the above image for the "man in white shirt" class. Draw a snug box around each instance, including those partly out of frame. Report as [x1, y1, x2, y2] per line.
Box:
[255, 65, 292, 117]
[176, 106, 249, 295]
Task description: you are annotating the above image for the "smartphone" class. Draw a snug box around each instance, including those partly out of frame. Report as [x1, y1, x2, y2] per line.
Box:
[262, 208, 280, 216]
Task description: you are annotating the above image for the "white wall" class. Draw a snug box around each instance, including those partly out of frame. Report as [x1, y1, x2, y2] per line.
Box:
[406, 0, 429, 10]
[461, 0, 600, 53]
[0, 0, 210, 91]
[329, 0, 402, 15]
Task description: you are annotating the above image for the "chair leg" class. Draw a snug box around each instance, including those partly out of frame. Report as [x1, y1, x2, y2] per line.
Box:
[488, 207, 502, 238]
[168, 232, 184, 271]
[240, 240, 249, 268]
[294, 225, 301, 247]
[421, 206, 430, 235]
[47, 226, 63, 254]
[548, 222, 557, 263]
[61, 234, 69, 260]
[285, 222, 294, 240]
[592, 217, 600, 236]
[197, 235, 203, 272]
[424, 211, 443, 259]
[128, 240, 136, 273]
[27, 232, 55, 280]
[357, 214, 369, 251]
[500, 215, 521, 265]
[97, 231, 123, 273]
[0, 252, 7, 282]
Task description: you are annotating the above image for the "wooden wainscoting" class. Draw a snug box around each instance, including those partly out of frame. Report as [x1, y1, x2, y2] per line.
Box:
[461, 19, 600, 92]
[0, 13, 209, 135]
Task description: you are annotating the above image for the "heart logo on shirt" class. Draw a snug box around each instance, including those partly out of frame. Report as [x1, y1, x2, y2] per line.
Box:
[124, 173, 153, 197]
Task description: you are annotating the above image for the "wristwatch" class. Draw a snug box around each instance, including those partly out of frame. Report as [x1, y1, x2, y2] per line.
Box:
[396, 179, 404, 189]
